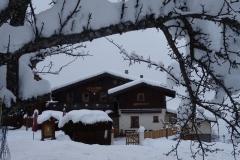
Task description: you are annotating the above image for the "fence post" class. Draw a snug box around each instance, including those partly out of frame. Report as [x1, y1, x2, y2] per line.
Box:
[138, 126, 145, 145]
[111, 130, 114, 145]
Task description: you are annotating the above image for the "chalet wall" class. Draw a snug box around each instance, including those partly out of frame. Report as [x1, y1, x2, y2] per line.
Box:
[188, 121, 211, 134]
[119, 111, 166, 131]
[52, 76, 129, 103]
[117, 86, 166, 109]
[186, 121, 212, 142]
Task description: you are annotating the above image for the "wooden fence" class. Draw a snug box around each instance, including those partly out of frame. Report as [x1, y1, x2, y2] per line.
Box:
[144, 127, 177, 139]
[126, 132, 139, 145]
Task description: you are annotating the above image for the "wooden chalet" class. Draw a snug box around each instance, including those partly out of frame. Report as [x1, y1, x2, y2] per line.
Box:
[47, 70, 136, 135]
[45, 70, 176, 136]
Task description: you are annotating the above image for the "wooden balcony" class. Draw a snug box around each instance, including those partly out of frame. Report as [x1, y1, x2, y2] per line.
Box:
[47, 102, 117, 112]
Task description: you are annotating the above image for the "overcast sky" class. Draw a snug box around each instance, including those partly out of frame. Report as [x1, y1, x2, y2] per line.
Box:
[33, 0, 177, 85]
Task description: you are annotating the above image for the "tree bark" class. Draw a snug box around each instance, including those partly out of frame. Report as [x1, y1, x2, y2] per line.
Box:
[6, 0, 29, 102]
[6, 55, 19, 99]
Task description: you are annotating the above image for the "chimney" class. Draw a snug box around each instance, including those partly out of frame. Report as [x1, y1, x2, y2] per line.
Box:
[140, 75, 143, 78]
[125, 70, 128, 74]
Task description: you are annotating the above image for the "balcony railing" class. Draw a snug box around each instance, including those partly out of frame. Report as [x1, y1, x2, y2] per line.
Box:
[47, 102, 116, 112]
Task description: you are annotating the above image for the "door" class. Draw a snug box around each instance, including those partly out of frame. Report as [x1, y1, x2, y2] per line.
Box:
[112, 117, 119, 135]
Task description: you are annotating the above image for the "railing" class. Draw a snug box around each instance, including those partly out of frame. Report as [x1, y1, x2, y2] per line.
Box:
[144, 127, 178, 139]
[47, 102, 116, 111]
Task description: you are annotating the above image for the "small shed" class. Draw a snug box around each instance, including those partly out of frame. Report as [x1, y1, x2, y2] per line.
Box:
[37, 110, 63, 140]
[58, 109, 113, 145]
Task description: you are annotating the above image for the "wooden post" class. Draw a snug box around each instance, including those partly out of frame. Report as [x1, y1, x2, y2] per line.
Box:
[26, 114, 28, 131]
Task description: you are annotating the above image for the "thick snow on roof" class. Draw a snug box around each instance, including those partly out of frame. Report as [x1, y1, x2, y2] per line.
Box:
[58, 109, 112, 128]
[166, 108, 177, 114]
[108, 78, 175, 95]
[167, 107, 217, 122]
[37, 110, 63, 124]
[52, 70, 137, 91]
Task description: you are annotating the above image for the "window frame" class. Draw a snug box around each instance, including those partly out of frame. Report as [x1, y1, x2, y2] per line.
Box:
[82, 92, 89, 102]
[137, 93, 145, 101]
[100, 92, 108, 102]
[66, 93, 73, 102]
[153, 116, 159, 123]
[130, 116, 139, 128]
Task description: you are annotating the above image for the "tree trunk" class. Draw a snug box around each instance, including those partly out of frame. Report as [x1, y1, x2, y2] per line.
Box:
[6, 55, 19, 99]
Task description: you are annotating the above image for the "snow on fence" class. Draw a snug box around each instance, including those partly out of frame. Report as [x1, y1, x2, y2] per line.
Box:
[144, 127, 177, 139]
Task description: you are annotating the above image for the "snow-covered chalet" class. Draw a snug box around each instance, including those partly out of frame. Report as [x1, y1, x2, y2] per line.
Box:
[46, 70, 176, 136]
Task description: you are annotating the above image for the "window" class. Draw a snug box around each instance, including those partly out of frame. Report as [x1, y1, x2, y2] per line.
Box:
[66, 93, 73, 102]
[153, 116, 159, 123]
[169, 115, 177, 124]
[131, 116, 139, 128]
[137, 93, 145, 101]
[82, 92, 89, 102]
[100, 92, 107, 101]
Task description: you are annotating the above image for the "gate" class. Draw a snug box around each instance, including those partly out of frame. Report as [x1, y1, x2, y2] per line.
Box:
[126, 132, 139, 145]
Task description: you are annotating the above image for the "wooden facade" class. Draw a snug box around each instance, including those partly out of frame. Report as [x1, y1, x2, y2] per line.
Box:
[47, 72, 134, 137]
[115, 85, 167, 110]
[43, 71, 176, 137]
[52, 74, 131, 102]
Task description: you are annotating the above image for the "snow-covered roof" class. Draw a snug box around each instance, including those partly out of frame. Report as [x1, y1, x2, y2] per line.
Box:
[196, 113, 217, 123]
[37, 110, 63, 124]
[52, 70, 137, 92]
[166, 107, 217, 123]
[108, 78, 175, 97]
[58, 109, 112, 128]
[166, 108, 177, 114]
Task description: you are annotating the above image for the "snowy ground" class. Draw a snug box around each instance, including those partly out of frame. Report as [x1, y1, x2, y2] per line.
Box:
[6, 127, 239, 160]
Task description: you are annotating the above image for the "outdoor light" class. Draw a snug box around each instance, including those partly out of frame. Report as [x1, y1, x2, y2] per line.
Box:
[96, 104, 99, 107]
[85, 104, 88, 107]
